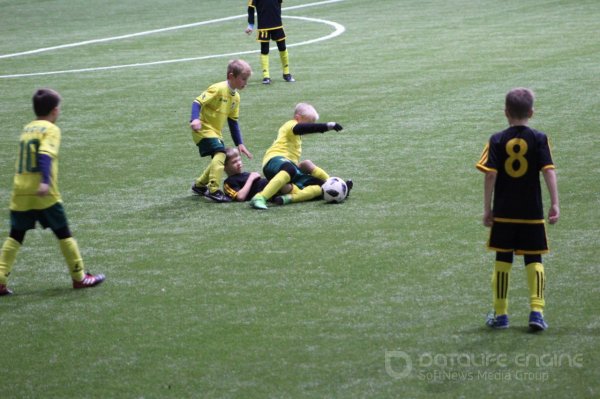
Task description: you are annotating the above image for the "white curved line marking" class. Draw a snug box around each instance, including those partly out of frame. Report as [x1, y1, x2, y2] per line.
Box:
[0, 0, 346, 79]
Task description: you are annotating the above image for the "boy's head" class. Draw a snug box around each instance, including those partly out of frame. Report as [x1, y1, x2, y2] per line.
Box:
[294, 103, 319, 123]
[505, 87, 534, 120]
[33, 88, 61, 120]
[224, 147, 243, 176]
[227, 59, 252, 91]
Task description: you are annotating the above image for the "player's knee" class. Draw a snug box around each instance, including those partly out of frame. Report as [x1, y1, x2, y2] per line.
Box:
[280, 163, 297, 179]
[298, 160, 315, 173]
[277, 40, 286, 52]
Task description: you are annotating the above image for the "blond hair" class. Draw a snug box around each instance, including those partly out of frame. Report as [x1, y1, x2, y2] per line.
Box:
[294, 103, 319, 121]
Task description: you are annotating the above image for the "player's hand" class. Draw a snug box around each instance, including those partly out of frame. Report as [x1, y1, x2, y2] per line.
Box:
[548, 204, 560, 224]
[248, 172, 261, 181]
[483, 210, 494, 227]
[245, 26, 254, 35]
[238, 144, 253, 159]
[190, 119, 201, 131]
[37, 182, 49, 197]
[327, 122, 343, 131]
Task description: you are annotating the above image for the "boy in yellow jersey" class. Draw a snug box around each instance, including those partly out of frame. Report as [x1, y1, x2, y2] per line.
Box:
[190, 59, 253, 202]
[250, 103, 348, 210]
[245, 0, 295, 84]
[0, 89, 105, 296]
[476, 88, 559, 331]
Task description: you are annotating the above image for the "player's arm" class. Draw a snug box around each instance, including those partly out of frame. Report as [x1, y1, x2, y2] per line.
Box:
[245, 1, 255, 34]
[190, 101, 202, 131]
[292, 122, 343, 135]
[542, 167, 559, 224]
[483, 171, 497, 227]
[234, 172, 262, 201]
[228, 118, 252, 159]
[36, 153, 52, 196]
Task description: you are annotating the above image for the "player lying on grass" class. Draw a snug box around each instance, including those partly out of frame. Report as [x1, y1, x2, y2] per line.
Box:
[249, 103, 351, 210]
[224, 147, 338, 204]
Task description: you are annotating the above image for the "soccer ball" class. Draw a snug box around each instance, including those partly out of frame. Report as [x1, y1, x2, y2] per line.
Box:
[322, 177, 348, 203]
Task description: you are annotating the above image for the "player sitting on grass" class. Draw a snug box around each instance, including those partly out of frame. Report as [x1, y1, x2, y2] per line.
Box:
[476, 87, 559, 331]
[249, 103, 350, 210]
[0, 89, 105, 296]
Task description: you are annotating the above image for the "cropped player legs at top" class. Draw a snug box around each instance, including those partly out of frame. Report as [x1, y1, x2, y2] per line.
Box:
[259, 35, 293, 83]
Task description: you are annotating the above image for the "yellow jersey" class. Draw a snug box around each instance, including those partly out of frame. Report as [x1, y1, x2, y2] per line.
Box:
[262, 119, 301, 166]
[10, 120, 61, 211]
[191, 81, 240, 144]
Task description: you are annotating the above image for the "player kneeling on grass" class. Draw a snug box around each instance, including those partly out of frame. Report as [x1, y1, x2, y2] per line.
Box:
[249, 103, 352, 210]
[0, 89, 105, 296]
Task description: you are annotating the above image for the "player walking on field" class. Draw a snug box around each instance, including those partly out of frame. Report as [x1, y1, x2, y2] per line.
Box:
[245, 0, 295, 84]
[476, 87, 559, 331]
[0, 89, 105, 296]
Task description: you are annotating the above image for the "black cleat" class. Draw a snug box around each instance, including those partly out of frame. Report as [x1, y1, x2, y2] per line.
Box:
[206, 190, 232, 203]
[283, 74, 296, 82]
[192, 184, 209, 196]
[262, 77, 272, 85]
[345, 179, 353, 197]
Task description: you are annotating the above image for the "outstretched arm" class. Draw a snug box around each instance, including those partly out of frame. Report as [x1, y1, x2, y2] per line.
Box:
[292, 122, 343, 135]
[542, 168, 560, 224]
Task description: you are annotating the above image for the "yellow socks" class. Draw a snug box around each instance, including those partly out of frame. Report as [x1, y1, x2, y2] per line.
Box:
[290, 185, 322, 203]
[59, 237, 85, 281]
[526, 262, 545, 313]
[260, 170, 291, 200]
[207, 152, 226, 192]
[0, 237, 21, 285]
[492, 261, 512, 316]
[279, 49, 290, 75]
[310, 166, 329, 182]
[261, 54, 270, 78]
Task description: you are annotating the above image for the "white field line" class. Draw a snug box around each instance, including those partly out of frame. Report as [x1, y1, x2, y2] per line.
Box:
[0, 15, 344, 79]
[0, 15, 345, 79]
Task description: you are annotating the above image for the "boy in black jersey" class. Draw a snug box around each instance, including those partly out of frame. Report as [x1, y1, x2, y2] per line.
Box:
[245, 0, 294, 84]
[476, 88, 559, 331]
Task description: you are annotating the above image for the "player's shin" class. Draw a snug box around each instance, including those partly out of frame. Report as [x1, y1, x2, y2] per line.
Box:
[291, 185, 322, 203]
[0, 238, 21, 285]
[526, 262, 545, 313]
[59, 238, 85, 281]
[492, 261, 512, 315]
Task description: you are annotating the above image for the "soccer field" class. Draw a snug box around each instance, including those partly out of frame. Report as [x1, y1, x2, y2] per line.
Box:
[1, 0, 599, 397]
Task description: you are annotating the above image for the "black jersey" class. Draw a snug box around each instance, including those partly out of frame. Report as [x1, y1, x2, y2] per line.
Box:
[477, 126, 554, 221]
[248, 0, 283, 30]
[224, 172, 268, 201]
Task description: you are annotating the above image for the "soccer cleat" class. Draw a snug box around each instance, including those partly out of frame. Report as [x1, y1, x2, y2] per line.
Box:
[73, 273, 105, 289]
[206, 190, 232, 203]
[345, 179, 353, 197]
[273, 194, 292, 205]
[262, 77, 272, 85]
[191, 183, 208, 196]
[528, 311, 548, 331]
[250, 195, 268, 210]
[283, 74, 296, 82]
[0, 284, 13, 296]
[486, 312, 509, 329]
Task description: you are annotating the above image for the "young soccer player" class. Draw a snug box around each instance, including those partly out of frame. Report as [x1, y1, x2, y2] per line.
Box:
[249, 103, 347, 210]
[476, 87, 559, 331]
[0, 89, 105, 296]
[245, 0, 295, 84]
[190, 59, 253, 202]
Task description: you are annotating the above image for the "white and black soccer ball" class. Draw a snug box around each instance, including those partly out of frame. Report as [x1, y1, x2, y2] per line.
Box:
[322, 177, 348, 203]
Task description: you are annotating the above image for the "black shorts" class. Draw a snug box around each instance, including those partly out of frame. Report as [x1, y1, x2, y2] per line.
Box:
[257, 27, 286, 42]
[10, 202, 69, 232]
[488, 220, 549, 255]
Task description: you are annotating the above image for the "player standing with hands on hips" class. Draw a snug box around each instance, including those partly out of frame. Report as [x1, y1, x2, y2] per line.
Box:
[0, 89, 105, 295]
[245, 0, 295, 84]
[476, 87, 559, 331]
